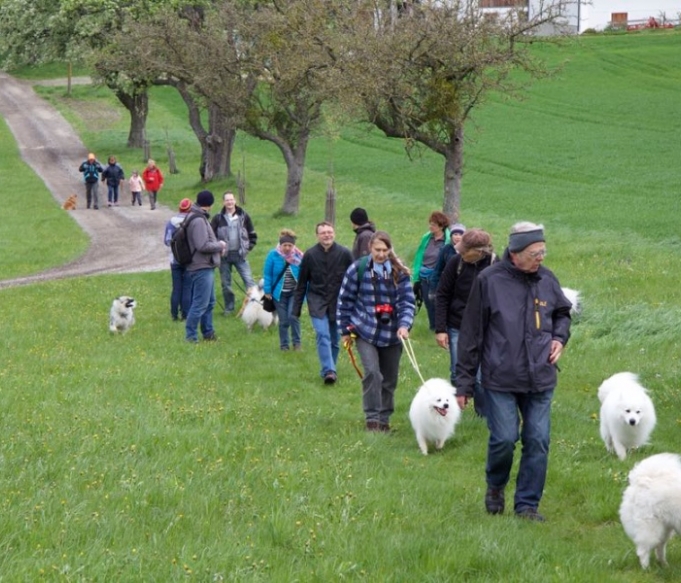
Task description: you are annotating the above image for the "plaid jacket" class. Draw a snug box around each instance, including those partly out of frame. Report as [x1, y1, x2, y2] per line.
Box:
[337, 259, 416, 347]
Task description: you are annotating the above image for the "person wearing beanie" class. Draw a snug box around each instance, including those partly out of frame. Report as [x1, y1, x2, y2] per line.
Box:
[263, 229, 304, 351]
[411, 211, 451, 330]
[142, 159, 164, 210]
[456, 221, 572, 522]
[210, 191, 258, 316]
[78, 152, 104, 209]
[429, 222, 466, 295]
[163, 198, 196, 321]
[183, 190, 226, 342]
[434, 228, 496, 418]
[349, 207, 376, 260]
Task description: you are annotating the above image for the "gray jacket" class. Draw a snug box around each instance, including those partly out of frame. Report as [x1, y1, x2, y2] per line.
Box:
[186, 205, 224, 271]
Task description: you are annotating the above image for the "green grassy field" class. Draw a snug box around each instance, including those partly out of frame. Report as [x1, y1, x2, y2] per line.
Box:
[2, 32, 681, 581]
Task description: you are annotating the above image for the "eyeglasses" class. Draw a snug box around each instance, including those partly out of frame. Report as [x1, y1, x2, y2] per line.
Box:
[524, 248, 547, 259]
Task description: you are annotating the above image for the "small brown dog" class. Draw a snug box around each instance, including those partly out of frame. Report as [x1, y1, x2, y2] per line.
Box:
[62, 194, 77, 210]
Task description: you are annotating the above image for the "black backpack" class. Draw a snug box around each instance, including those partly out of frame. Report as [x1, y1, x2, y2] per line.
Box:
[170, 213, 202, 266]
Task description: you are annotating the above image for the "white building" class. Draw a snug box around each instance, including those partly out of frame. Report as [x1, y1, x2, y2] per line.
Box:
[480, 1, 680, 32]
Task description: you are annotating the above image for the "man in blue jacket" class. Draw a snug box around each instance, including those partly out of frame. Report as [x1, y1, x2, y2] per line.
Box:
[78, 152, 104, 209]
[456, 221, 572, 523]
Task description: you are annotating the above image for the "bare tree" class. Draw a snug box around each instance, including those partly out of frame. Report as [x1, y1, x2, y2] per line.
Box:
[340, 0, 576, 218]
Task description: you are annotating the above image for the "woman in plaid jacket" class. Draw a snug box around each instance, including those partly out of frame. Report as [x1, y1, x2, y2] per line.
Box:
[338, 231, 416, 432]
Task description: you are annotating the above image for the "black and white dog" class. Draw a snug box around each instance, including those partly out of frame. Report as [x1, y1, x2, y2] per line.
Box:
[109, 296, 137, 333]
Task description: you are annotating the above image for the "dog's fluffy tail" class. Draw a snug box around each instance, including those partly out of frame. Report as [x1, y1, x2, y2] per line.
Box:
[597, 371, 640, 403]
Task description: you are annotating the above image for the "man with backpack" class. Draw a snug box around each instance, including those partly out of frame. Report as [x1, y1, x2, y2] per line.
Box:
[183, 190, 226, 343]
[78, 152, 104, 209]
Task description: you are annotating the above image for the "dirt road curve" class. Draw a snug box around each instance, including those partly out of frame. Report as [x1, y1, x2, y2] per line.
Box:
[0, 72, 172, 290]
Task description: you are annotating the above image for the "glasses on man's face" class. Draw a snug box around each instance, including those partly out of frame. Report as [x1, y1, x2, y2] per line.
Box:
[524, 248, 547, 259]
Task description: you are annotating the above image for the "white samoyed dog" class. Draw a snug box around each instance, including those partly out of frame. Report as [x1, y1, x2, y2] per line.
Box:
[561, 287, 581, 316]
[109, 296, 137, 333]
[598, 372, 656, 460]
[619, 452, 681, 569]
[241, 281, 278, 331]
[409, 378, 461, 455]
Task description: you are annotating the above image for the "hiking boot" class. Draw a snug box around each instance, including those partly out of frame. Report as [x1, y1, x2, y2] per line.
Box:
[293, 345, 302, 351]
[379, 422, 392, 433]
[515, 508, 545, 522]
[323, 371, 337, 385]
[203, 334, 218, 342]
[365, 420, 380, 432]
[485, 487, 505, 515]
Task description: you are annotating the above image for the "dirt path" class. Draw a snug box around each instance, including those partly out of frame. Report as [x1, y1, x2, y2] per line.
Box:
[0, 72, 172, 290]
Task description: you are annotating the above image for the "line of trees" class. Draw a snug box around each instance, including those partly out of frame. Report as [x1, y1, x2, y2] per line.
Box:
[0, 0, 576, 217]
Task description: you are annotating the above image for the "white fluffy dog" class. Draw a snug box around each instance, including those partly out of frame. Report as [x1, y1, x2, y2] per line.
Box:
[598, 372, 656, 460]
[409, 378, 461, 455]
[109, 296, 137, 333]
[561, 287, 581, 316]
[619, 452, 681, 569]
[241, 282, 277, 331]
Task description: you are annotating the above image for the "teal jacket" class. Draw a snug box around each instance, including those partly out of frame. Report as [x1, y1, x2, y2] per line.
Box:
[411, 227, 451, 283]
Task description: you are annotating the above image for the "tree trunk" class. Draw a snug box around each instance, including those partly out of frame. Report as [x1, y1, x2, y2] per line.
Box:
[278, 135, 309, 215]
[170, 81, 235, 183]
[442, 126, 464, 221]
[201, 103, 235, 182]
[112, 88, 148, 149]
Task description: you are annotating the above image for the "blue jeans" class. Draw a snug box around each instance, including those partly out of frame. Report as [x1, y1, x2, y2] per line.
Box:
[356, 338, 402, 425]
[219, 251, 256, 313]
[448, 327, 485, 417]
[311, 316, 339, 378]
[485, 388, 554, 513]
[107, 183, 120, 204]
[185, 268, 216, 342]
[275, 291, 301, 349]
[170, 262, 192, 320]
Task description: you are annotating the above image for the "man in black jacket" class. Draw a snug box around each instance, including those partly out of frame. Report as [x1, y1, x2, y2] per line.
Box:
[292, 222, 353, 384]
[456, 221, 572, 523]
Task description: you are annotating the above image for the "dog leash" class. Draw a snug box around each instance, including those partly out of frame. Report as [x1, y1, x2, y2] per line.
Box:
[343, 334, 364, 379]
[400, 336, 426, 385]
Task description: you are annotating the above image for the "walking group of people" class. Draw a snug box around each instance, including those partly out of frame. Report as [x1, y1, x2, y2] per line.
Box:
[163, 188, 573, 522]
[78, 153, 164, 210]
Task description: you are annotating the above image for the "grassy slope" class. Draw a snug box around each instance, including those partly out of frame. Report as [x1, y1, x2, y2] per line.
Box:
[2, 32, 681, 581]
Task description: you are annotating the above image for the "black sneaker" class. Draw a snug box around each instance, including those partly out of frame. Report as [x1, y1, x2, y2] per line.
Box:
[323, 372, 337, 385]
[485, 487, 505, 515]
[515, 508, 545, 522]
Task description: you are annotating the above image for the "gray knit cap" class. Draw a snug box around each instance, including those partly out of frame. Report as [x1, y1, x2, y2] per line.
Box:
[508, 228, 545, 253]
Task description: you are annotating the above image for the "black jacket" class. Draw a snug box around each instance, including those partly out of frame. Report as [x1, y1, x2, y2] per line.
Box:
[455, 249, 572, 397]
[292, 242, 353, 321]
[434, 253, 495, 333]
[352, 222, 376, 259]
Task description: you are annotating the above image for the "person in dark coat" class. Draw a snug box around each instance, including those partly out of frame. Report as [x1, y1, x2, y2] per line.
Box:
[434, 228, 495, 417]
[456, 221, 572, 523]
[292, 222, 353, 384]
[349, 207, 376, 260]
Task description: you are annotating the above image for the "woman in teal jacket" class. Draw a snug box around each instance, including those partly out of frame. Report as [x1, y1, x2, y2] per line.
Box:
[412, 211, 450, 330]
[263, 229, 304, 351]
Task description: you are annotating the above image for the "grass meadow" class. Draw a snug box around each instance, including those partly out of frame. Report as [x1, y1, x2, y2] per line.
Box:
[2, 31, 681, 581]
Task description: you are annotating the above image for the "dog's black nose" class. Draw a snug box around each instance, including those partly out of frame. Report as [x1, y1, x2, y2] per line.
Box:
[443, 403, 449, 409]
[629, 419, 636, 426]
